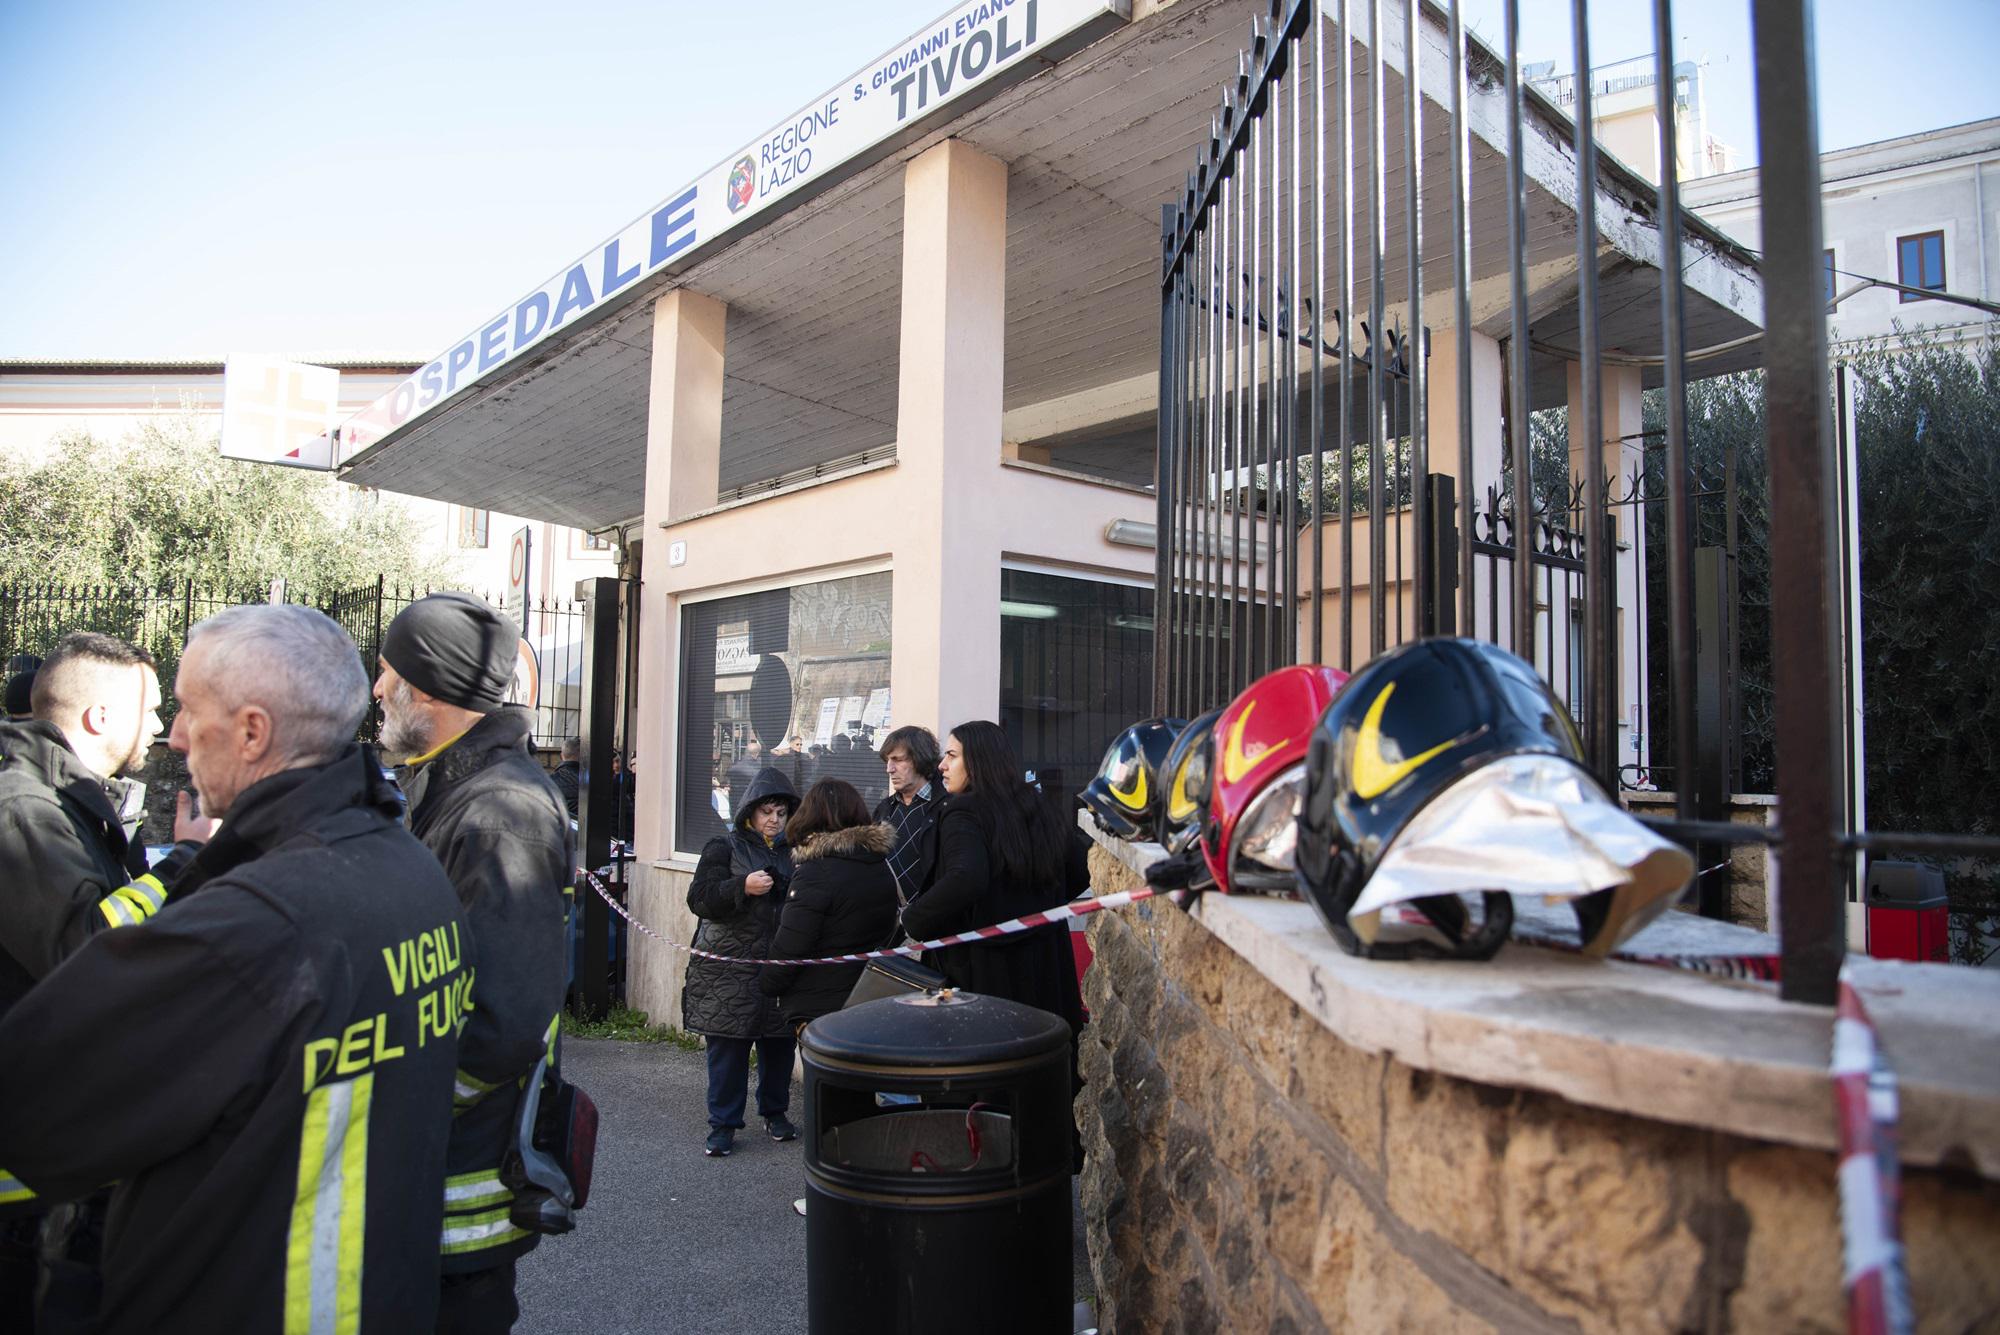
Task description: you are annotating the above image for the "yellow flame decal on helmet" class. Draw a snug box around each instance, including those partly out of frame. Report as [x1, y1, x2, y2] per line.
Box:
[1221, 702, 1289, 786]
[1167, 755, 1197, 821]
[1109, 763, 1148, 812]
[1351, 682, 1458, 800]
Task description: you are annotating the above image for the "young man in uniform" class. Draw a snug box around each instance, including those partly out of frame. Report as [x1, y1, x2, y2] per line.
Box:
[375, 592, 573, 1335]
[0, 604, 474, 1333]
[0, 632, 202, 1013]
[0, 632, 206, 1328]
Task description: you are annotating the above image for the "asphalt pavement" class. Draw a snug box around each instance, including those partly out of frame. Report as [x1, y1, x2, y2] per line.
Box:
[515, 1037, 1092, 1334]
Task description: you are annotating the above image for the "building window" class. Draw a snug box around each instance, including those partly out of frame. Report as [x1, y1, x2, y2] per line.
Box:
[677, 571, 892, 852]
[999, 568, 1155, 810]
[582, 531, 611, 551]
[1896, 231, 1945, 301]
[457, 507, 489, 548]
[1824, 249, 1838, 309]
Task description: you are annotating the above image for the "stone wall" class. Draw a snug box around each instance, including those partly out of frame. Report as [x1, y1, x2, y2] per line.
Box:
[1076, 845, 2000, 1334]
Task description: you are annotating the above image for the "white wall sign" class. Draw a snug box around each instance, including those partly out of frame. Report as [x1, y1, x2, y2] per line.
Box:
[715, 633, 760, 675]
[861, 687, 892, 729]
[222, 357, 339, 470]
[814, 697, 842, 746]
[335, 0, 1128, 464]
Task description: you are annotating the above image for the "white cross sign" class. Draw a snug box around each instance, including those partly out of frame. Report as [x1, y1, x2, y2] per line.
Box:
[221, 357, 339, 470]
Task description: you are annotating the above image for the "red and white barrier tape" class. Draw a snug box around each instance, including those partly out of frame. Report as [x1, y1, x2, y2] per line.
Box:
[579, 867, 1178, 966]
[583, 868, 1784, 984]
[1499, 918, 1783, 983]
[1833, 964, 1913, 1335]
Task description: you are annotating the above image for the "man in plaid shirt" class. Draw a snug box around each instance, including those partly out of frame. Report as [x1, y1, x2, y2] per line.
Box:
[871, 726, 947, 906]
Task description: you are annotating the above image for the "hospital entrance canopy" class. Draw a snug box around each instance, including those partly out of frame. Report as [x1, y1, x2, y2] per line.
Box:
[335, 0, 1763, 532]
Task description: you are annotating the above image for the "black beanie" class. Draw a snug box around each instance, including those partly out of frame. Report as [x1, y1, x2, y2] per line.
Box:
[381, 593, 518, 714]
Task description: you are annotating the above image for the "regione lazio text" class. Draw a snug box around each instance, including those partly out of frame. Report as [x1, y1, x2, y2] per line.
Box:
[336, 0, 1118, 463]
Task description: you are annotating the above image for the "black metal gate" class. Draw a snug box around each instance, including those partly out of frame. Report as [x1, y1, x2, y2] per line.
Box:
[1149, 0, 2000, 1004]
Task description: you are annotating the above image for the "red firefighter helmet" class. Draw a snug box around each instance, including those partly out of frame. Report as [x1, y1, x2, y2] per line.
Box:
[1201, 664, 1351, 893]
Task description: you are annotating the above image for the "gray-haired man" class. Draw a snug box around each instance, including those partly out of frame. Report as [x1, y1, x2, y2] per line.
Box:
[0, 604, 473, 1332]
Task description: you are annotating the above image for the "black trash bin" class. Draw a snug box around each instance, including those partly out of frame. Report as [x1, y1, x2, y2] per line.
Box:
[800, 989, 1073, 1334]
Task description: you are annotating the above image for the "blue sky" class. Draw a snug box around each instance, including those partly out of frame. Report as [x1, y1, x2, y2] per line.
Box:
[2, 0, 1992, 360]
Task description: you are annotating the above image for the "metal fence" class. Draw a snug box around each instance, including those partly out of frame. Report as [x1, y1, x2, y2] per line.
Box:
[1149, 0, 2000, 1003]
[0, 577, 590, 750]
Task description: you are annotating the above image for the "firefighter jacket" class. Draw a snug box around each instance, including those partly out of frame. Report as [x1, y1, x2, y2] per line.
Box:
[0, 745, 474, 1334]
[0, 719, 197, 1218]
[0, 719, 198, 1016]
[400, 706, 573, 1273]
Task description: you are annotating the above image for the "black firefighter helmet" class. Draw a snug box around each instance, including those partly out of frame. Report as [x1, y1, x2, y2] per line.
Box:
[1153, 706, 1223, 857]
[1294, 638, 1589, 959]
[1081, 716, 1186, 843]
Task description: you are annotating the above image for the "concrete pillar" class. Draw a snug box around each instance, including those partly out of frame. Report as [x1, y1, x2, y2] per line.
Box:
[1565, 359, 1649, 777]
[892, 139, 1009, 735]
[632, 288, 726, 859]
[1424, 328, 1505, 498]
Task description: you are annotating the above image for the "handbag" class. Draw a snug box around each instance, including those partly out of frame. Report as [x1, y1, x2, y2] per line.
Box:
[841, 862, 949, 1008]
[842, 952, 949, 1008]
[500, 1052, 600, 1234]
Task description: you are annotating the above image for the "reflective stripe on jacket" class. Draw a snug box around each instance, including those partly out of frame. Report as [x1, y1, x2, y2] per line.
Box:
[0, 746, 474, 1333]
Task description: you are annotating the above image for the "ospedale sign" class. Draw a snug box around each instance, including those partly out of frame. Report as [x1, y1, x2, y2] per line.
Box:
[337, 0, 1130, 464]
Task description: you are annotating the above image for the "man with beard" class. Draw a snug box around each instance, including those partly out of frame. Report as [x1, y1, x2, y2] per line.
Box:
[374, 593, 572, 1334]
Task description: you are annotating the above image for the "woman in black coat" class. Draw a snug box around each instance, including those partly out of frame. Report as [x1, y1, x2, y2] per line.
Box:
[900, 721, 1088, 1040]
[759, 779, 899, 1032]
[685, 766, 798, 1157]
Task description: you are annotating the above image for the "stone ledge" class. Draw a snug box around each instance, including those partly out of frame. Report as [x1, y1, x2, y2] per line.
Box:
[1083, 818, 2000, 1179]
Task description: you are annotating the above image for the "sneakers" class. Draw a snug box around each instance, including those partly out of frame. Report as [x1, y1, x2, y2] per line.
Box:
[708, 1118, 794, 1154]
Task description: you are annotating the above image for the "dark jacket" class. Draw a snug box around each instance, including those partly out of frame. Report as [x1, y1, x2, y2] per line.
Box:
[0, 746, 472, 1334]
[0, 719, 196, 1018]
[872, 782, 948, 902]
[900, 797, 1089, 1036]
[550, 759, 580, 818]
[401, 706, 573, 1274]
[760, 823, 899, 1026]
[684, 767, 795, 1039]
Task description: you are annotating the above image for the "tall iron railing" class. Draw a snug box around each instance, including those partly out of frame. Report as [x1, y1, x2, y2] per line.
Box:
[1150, 0, 2000, 1004]
[0, 578, 594, 750]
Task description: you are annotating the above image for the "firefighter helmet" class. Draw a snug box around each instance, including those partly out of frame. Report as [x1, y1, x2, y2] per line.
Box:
[1080, 717, 1186, 843]
[1202, 665, 1351, 894]
[1293, 638, 1581, 958]
[1154, 707, 1223, 857]
[1295, 635, 1689, 960]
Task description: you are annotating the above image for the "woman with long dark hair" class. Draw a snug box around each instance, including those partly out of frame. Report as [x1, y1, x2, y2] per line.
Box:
[901, 720, 1088, 1037]
[760, 778, 899, 1033]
